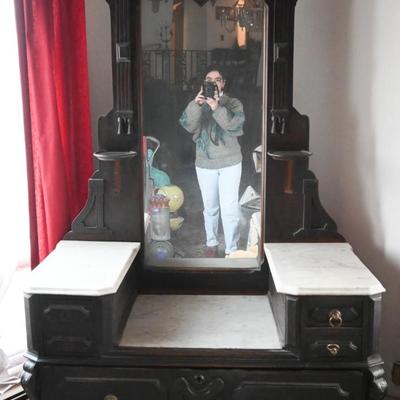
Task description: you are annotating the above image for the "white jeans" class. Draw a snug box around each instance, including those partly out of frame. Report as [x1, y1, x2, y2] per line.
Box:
[196, 162, 242, 254]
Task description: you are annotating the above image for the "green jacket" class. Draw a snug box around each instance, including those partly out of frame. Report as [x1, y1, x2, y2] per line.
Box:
[179, 94, 245, 169]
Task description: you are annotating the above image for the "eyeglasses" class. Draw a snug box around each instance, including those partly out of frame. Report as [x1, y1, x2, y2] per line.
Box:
[205, 77, 223, 83]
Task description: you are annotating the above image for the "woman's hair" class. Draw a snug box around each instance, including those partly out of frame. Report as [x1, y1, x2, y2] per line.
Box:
[205, 68, 226, 81]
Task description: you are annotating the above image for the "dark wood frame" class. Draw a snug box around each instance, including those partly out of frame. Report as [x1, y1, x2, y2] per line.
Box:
[65, 0, 342, 293]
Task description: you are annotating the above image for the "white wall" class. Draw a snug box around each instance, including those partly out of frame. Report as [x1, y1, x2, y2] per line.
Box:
[184, 0, 238, 50]
[294, 0, 400, 396]
[142, 0, 173, 49]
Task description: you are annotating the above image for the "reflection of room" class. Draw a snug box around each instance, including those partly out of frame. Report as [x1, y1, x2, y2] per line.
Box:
[142, 0, 265, 264]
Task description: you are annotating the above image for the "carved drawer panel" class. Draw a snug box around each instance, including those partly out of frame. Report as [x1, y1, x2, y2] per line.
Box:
[44, 335, 93, 354]
[305, 334, 362, 362]
[304, 297, 364, 328]
[37, 296, 100, 356]
[43, 303, 92, 324]
[233, 380, 357, 400]
[38, 367, 365, 400]
[42, 373, 168, 400]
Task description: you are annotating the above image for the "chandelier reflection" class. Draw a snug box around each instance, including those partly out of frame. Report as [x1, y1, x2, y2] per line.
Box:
[150, 0, 263, 33]
[216, 0, 264, 33]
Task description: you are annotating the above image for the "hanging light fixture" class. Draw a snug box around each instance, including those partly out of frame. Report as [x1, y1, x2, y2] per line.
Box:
[235, 0, 247, 48]
[216, 0, 263, 33]
[236, 0, 263, 31]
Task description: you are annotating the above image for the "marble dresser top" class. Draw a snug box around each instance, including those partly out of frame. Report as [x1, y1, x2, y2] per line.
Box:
[120, 295, 282, 349]
[264, 243, 385, 296]
[25, 241, 140, 296]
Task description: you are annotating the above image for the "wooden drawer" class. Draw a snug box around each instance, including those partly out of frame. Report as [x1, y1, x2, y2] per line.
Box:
[304, 334, 362, 362]
[304, 297, 364, 328]
[39, 366, 365, 400]
[25, 294, 103, 357]
[39, 297, 99, 356]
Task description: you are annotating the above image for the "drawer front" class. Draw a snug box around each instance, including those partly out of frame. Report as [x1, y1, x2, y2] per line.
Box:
[25, 294, 102, 357]
[39, 367, 365, 400]
[41, 367, 168, 400]
[54, 376, 167, 400]
[305, 335, 362, 362]
[304, 298, 364, 328]
[41, 298, 98, 355]
[234, 380, 360, 400]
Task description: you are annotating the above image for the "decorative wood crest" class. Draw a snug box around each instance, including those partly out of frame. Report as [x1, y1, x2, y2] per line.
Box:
[171, 376, 224, 399]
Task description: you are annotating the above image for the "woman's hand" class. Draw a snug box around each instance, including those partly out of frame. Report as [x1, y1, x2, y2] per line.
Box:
[195, 88, 206, 105]
[206, 90, 220, 111]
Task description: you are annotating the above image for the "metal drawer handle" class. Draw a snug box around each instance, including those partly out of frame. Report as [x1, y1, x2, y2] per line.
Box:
[328, 309, 343, 328]
[194, 374, 206, 384]
[326, 343, 341, 356]
[104, 395, 118, 400]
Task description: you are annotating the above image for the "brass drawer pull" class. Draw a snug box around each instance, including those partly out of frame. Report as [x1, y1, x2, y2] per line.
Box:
[104, 395, 118, 400]
[328, 309, 343, 328]
[326, 343, 341, 356]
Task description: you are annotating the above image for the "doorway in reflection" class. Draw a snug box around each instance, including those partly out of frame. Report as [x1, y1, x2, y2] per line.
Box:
[142, 0, 266, 267]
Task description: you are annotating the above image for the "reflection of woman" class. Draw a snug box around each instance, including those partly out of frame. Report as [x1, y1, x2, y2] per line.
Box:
[179, 69, 245, 257]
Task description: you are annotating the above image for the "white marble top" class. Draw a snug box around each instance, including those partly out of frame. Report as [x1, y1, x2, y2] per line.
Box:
[120, 295, 282, 349]
[264, 243, 385, 296]
[25, 241, 140, 296]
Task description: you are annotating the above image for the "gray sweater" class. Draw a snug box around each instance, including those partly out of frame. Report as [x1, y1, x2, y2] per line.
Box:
[179, 94, 245, 169]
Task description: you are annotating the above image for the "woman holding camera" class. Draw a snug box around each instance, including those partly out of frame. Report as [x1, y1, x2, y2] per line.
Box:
[179, 69, 245, 257]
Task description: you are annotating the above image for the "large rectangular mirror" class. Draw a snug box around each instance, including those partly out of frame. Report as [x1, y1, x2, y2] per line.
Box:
[141, 0, 267, 269]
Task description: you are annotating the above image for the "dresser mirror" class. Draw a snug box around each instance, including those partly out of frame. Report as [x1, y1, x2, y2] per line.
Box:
[141, 0, 268, 268]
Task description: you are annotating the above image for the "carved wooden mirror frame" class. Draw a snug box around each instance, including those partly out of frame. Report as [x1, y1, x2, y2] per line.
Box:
[66, 0, 342, 291]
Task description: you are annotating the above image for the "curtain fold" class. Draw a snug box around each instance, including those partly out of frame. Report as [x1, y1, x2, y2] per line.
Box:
[15, 0, 93, 266]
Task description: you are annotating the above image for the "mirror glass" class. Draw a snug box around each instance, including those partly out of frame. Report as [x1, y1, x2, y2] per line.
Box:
[142, 0, 267, 268]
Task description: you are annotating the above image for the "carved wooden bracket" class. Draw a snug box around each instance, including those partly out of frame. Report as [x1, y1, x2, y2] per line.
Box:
[293, 172, 338, 238]
[21, 359, 39, 400]
[368, 356, 388, 400]
[70, 177, 110, 234]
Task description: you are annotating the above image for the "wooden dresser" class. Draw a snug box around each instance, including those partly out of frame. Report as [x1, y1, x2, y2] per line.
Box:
[21, 1, 388, 399]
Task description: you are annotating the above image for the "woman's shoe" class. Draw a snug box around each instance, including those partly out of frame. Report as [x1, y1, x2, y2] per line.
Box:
[204, 246, 218, 258]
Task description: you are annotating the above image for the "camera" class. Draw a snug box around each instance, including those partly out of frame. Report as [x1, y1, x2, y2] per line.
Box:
[202, 81, 217, 99]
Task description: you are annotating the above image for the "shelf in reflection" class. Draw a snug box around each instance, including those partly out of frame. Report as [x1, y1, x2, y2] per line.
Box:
[94, 150, 137, 161]
[267, 150, 312, 161]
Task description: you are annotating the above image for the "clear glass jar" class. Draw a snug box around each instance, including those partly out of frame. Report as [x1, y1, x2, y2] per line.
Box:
[150, 207, 170, 241]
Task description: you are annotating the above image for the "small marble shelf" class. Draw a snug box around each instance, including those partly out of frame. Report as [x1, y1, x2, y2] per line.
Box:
[264, 243, 385, 296]
[120, 295, 282, 350]
[25, 241, 140, 296]
[94, 150, 137, 161]
[267, 150, 312, 161]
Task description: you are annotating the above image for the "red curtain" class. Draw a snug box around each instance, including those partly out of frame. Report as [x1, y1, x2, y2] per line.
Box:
[15, 0, 93, 266]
